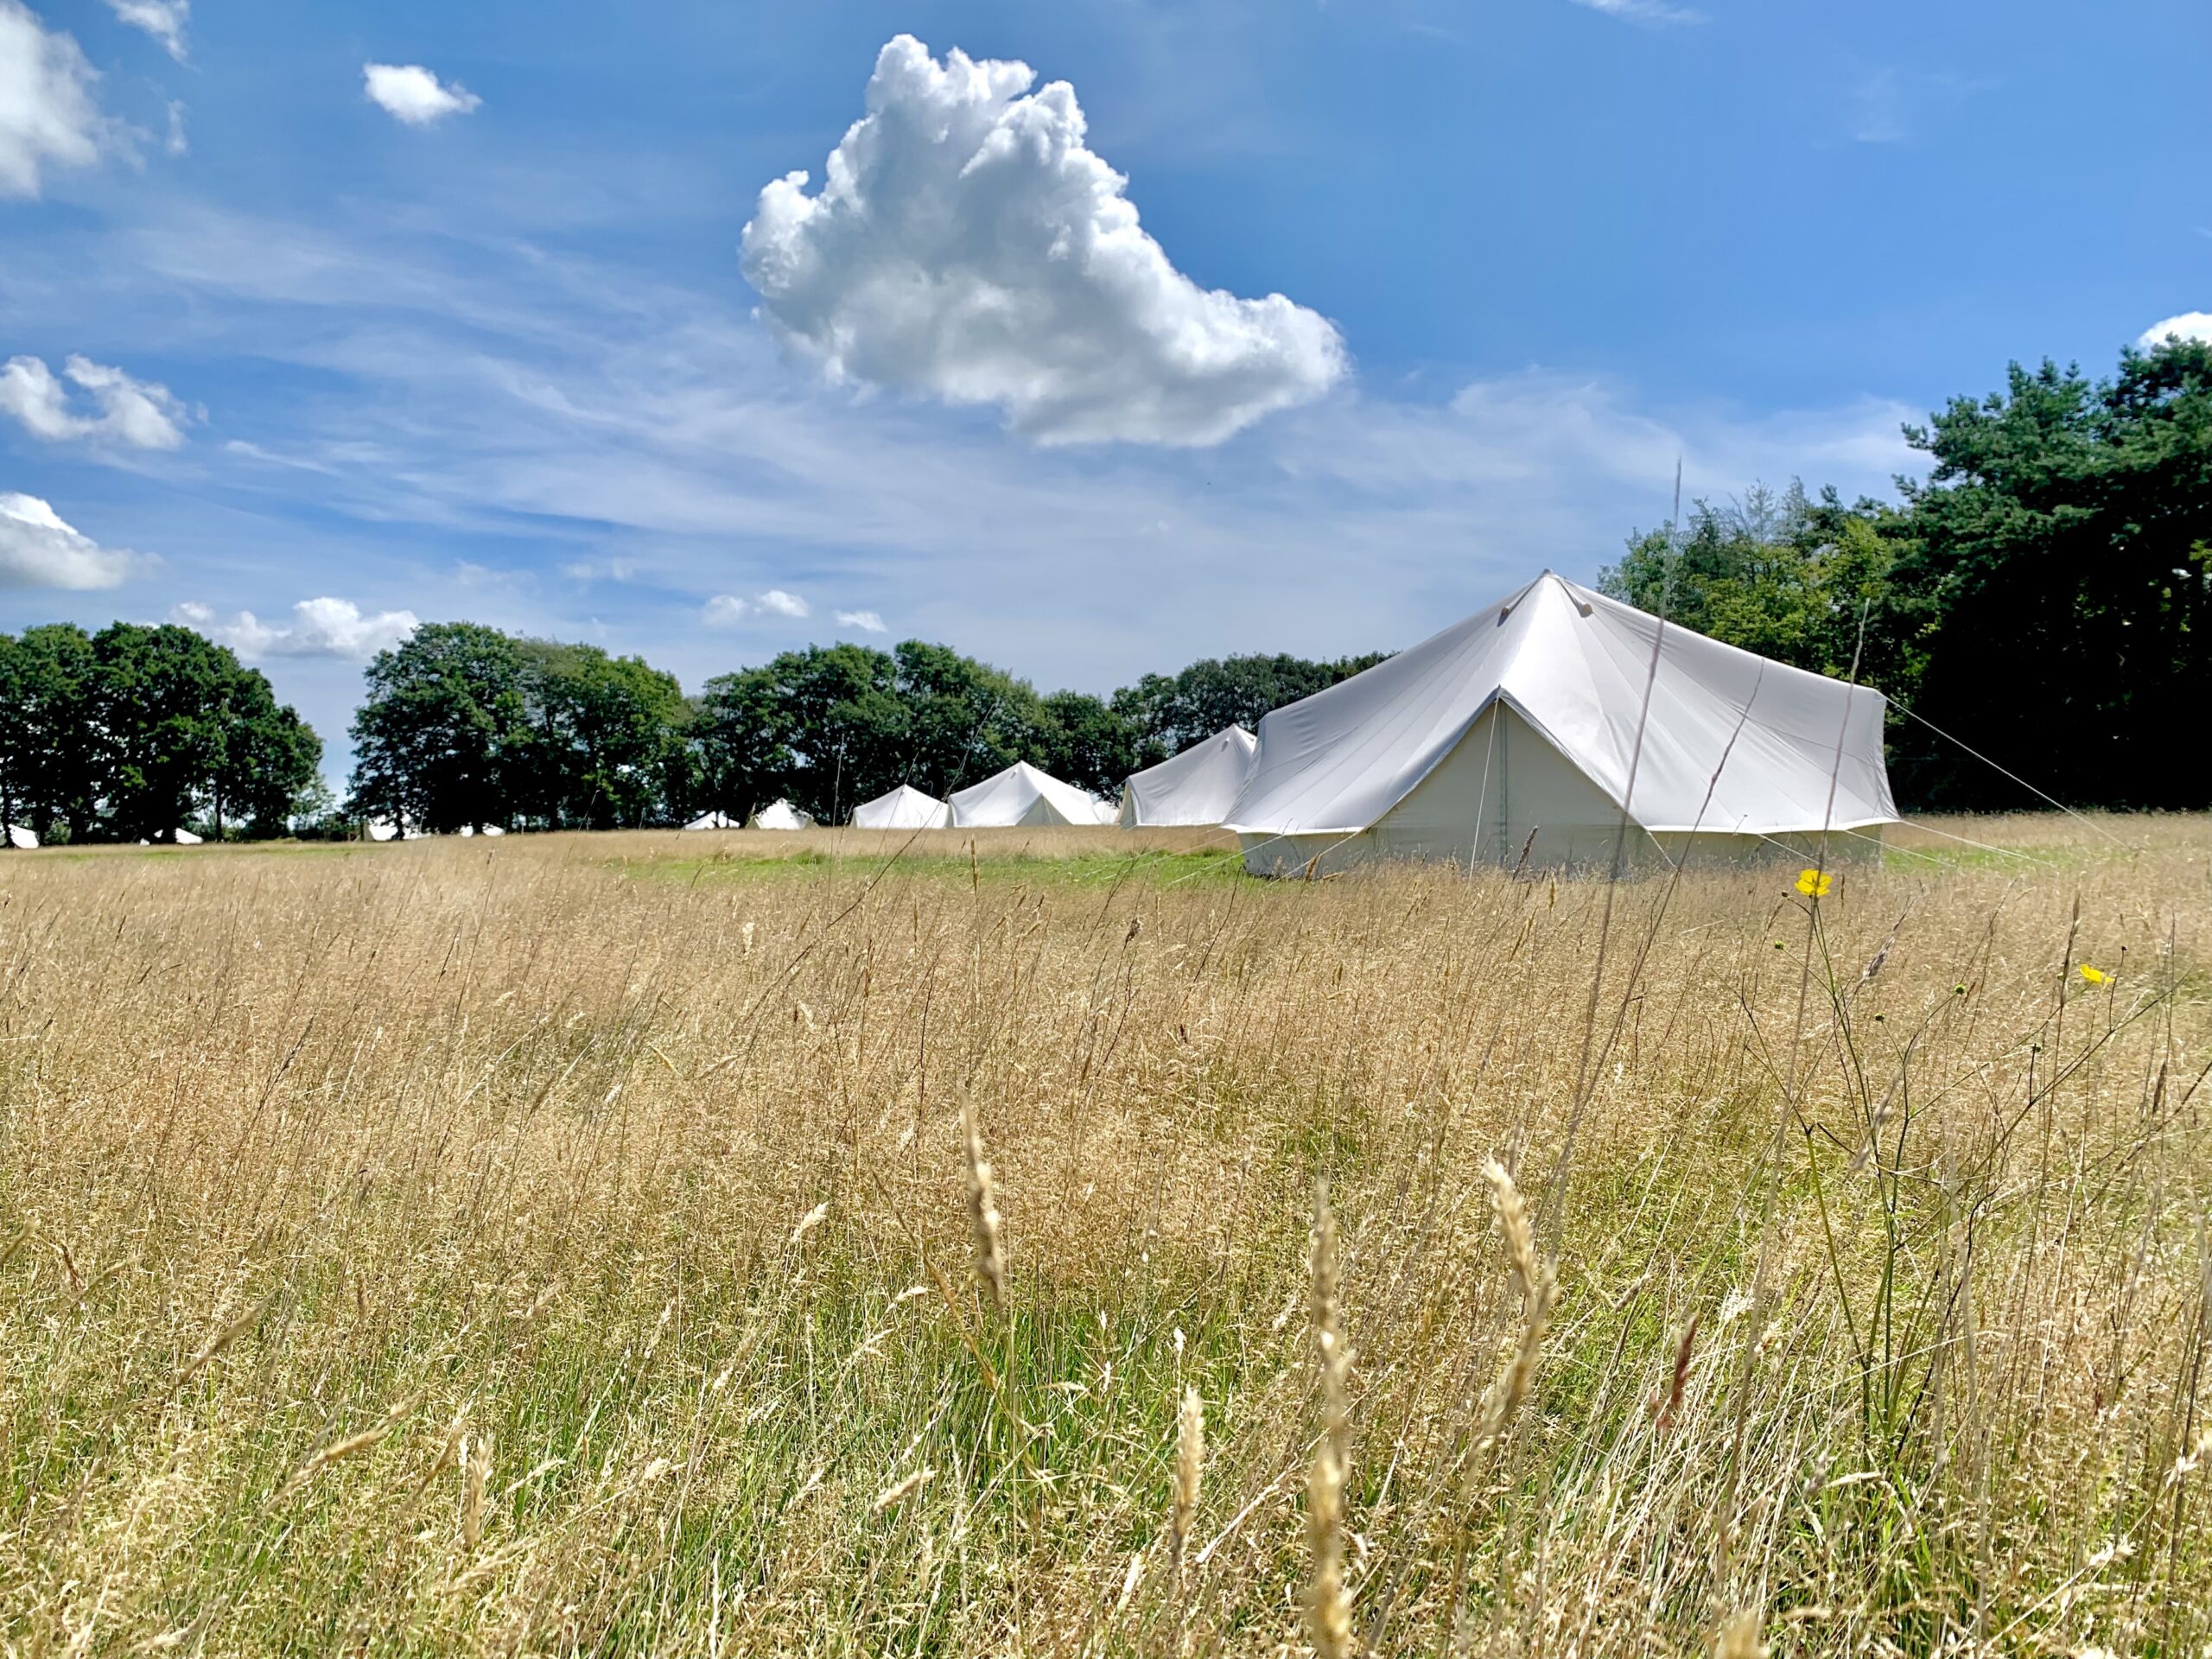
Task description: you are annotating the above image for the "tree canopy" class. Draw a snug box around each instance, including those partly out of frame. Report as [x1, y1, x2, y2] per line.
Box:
[0, 622, 321, 842]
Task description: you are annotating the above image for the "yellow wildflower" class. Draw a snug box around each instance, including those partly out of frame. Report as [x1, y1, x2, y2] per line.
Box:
[2078, 963, 2107, 985]
[1795, 868, 1832, 899]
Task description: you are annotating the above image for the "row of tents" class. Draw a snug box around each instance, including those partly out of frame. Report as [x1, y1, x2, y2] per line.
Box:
[694, 575, 1898, 874]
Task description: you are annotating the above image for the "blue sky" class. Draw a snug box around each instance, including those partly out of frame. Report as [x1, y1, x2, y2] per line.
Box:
[3, 0, 2207, 781]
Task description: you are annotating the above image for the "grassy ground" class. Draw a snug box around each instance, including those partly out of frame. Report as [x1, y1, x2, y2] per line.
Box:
[1, 815, 2207, 1655]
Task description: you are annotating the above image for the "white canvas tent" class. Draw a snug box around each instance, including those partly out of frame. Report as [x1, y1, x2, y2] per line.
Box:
[1117, 726, 1258, 828]
[5, 823, 36, 850]
[748, 799, 812, 830]
[852, 784, 950, 830]
[366, 819, 425, 842]
[948, 761, 1108, 829]
[171, 828, 203, 845]
[1226, 572, 1897, 875]
[683, 810, 738, 830]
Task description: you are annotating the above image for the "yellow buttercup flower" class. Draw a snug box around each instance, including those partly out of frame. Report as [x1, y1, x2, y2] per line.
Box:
[1796, 868, 1832, 899]
[2078, 963, 2107, 985]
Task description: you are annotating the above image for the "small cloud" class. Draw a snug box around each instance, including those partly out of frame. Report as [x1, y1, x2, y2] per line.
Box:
[1567, 0, 1707, 25]
[2139, 312, 2212, 350]
[363, 62, 481, 126]
[741, 35, 1345, 448]
[165, 99, 187, 156]
[558, 557, 636, 582]
[835, 608, 887, 633]
[1848, 67, 1906, 143]
[0, 1, 113, 198]
[169, 595, 419, 659]
[0, 492, 145, 588]
[703, 588, 810, 626]
[105, 0, 188, 60]
[0, 353, 194, 449]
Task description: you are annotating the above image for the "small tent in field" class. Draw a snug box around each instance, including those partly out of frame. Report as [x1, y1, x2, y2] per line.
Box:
[948, 761, 1106, 829]
[749, 799, 812, 830]
[852, 784, 950, 830]
[683, 810, 738, 830]
[1226, 572, 1897, 875]
[171, 828, 203, 845]
[5, 823, 36, 849]
[1117, 726, 1258, 828]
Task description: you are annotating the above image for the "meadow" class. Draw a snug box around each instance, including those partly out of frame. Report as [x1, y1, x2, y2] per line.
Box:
[2, 816, 2207, 1656]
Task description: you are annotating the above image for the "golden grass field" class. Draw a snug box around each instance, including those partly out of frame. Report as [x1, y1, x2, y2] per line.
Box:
[2, 816, 2208, 1656]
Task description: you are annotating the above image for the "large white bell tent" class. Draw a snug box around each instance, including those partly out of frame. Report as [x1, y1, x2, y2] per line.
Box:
[683, 810, 739, 830]
[1225, 572, 1897, 876]
[5, 823, 36, 849]
[852, 784, 951, 830]
[1116, 726, 1258, 828]
[748, 799, 812, 830]
[948, 761, 1106, 829]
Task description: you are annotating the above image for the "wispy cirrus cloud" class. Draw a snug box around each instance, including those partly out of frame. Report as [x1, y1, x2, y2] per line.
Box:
[1567, 0, 1707, 29]
[106, 0, 188, 61]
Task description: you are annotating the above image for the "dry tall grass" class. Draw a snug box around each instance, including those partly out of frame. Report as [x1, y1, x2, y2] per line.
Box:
[2, 817, 2208, 1655]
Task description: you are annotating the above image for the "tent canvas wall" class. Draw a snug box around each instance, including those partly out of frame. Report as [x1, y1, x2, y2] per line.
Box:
[683, 810, 738, 830]
[852, 784, 951, 830]
[948, 761, 1106, 829]
[749, 799, 812, 830]
[1117, 726, 1258, 827]
[4, 824, 35, 850]
[1227, 572, 1897, 875]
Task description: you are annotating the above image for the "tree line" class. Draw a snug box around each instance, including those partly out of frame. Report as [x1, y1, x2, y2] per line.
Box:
[0, 622, 321, 843]
[5, 335, 2203, 842]
[1601, 335, 2212, 809]
[343, 622, 1387, 833]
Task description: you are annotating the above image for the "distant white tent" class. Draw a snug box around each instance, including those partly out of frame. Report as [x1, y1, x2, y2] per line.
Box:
[479, 823, 505, 836]
[1227, 572, 1897, 875]
[948, 761, 1109, 829]
[683, 810, 739, 830]
[852, 784, 951, 830]
[171, 828, 203, 845]
[365, 819, 425, 842]
[5, 823, 36, 849]
[748, 799, 812, 831]
[1117, 726, 1258, 828]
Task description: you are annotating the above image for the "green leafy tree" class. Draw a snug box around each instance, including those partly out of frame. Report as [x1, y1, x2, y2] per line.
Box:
[91, 624, 238, 842]
[513, 641, 692, 828]
[1112, 651, 1390, 757]
[1885, 342, 2212, 807]
[1037, 690, 1141, 796]
[348, 623, 525, 833]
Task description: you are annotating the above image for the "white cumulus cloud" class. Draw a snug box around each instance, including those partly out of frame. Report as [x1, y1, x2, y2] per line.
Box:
[363, 62, 481, 126]
[835, 608, 887, 633]
[168, 595, 419, 659]
[0, 0, 111, 198]
[106, 0, 187, 60]
[2139, 312, 2212, 350]
[0, 353, 194, 448]
[703, 588, 811, 626]
[0, 492, 143, 588]
[741, 35, 1346, 447]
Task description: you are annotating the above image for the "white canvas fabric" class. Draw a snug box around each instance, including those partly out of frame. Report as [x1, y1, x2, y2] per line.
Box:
[683, 810, 738, 830]
[1226, 572, 1897, 873]
[5, 823, 36, 849]
[749, 799, 811, 830]
[171, 828, 203, 845]
[1117, 726, 1258, 827]
[948, 761, 1105, 828]
[852, 784, 951, 830]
